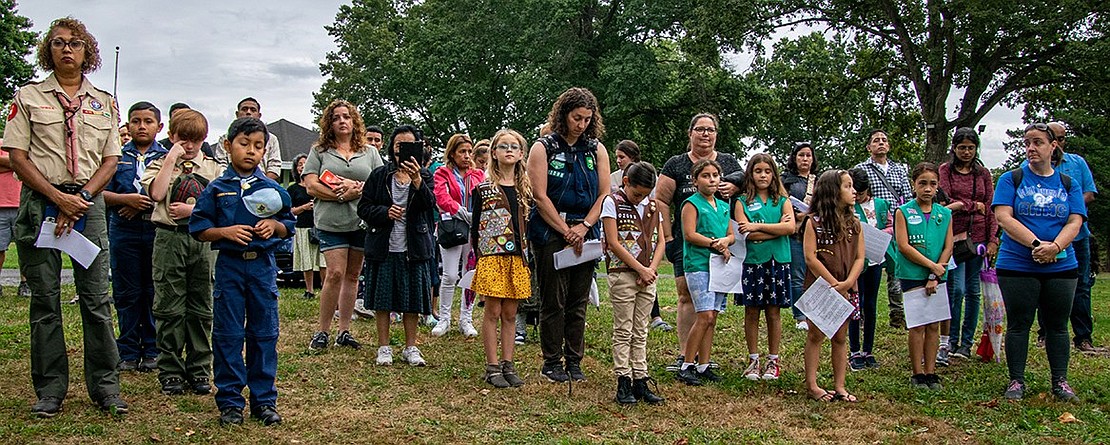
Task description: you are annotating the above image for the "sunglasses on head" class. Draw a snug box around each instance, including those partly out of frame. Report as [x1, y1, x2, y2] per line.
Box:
[1024, 123, 1057, 141]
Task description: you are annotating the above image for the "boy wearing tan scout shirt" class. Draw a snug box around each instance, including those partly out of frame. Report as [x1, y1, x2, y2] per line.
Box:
[140, 109, 223, 396]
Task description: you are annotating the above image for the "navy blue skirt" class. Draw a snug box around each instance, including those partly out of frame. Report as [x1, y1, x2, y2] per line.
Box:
[738, 260, 792, 307]
[366, 253, 434, 314]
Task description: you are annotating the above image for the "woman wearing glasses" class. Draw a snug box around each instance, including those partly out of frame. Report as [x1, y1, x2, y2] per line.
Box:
[938, 128, 997, 363]
[992, 123, 1085, 402]
[655, 113, 744, 373]
[3, 17, 129, 416]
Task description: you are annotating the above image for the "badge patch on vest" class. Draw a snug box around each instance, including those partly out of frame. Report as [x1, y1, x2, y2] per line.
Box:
[7, 103, 16, 121]
[90, 98, 103, 110]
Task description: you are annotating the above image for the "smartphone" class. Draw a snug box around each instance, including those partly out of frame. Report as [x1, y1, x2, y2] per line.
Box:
[397, 141, 425, 165]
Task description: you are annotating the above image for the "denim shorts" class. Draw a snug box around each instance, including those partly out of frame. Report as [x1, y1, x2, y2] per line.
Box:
[685, 271, 726, 313]
[316, 228, 366, 252]
[0, 207, 15, 250]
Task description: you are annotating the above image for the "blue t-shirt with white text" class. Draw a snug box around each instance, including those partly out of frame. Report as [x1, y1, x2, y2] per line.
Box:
[992, 165, 1086, 273]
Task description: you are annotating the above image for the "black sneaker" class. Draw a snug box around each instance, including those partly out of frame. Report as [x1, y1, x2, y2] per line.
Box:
[138, 357, 157, 373]
[541, 361, 570, 383]
[696, 367, 722, 383]
[665, 355, 684, 373]
[302, 291, 315, 300]
[18, 281, 31, 297]
[31, 396, 62, 418]
[1052, 378, 1079, 402]
[675, 366, 702, 386]
[118, 360, 138, 372]
[909, 374, 929, 389]
[1004, 379, 1025, 400]
[251, 405, 282, 426]
[97, 394, 129, 415]
[849, 355, 866, 372]
[308, 331, 329, 352]
[334, 330, 361, 350]
[864, 355, 880, 369]
[161, 376, 186, 395]
[190, 377, 212, 395]
[565, 361, 587, 382]
[925, 373, 943, 390]
[219, 407, 244, 425]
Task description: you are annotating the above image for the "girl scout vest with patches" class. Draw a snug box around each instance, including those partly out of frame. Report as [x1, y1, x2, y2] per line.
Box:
[605, 190, 659, 272]
[526, 134, 601, 244]
[474, 182, 526, 258]
[893, 200, 952, 281]
[738, 194, 791, 264]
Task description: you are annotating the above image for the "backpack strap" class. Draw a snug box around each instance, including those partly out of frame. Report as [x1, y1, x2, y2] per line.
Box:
[1011, 167, 1071, 190]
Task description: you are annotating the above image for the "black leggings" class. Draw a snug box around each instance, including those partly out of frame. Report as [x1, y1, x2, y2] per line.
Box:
[850, 264, 883, 354]
[997, 270, 1077, 382]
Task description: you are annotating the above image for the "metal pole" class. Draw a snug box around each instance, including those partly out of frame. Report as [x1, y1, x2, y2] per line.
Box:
[113, 46, 120, 100]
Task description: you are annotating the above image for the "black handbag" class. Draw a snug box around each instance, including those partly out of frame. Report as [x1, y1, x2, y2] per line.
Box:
[307, 227, 320, 245]
[951, 170, 980, 264]
[437, 217, 469, 248]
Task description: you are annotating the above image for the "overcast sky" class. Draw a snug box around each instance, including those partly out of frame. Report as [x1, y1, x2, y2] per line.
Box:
[19, 1, 1019, 167]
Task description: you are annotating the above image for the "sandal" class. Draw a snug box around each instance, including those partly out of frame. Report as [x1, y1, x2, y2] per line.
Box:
[808, 390, 834, 402]
[832, 392, 859, 403]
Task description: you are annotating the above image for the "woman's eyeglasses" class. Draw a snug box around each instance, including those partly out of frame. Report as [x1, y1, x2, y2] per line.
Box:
[50, 38, 86, 51]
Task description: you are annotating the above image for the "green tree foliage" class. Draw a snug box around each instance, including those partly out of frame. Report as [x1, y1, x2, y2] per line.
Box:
[740, 0, 1108, 163]
[747, 32, 923, 170]
[0, 0, 36, 133]
[316, 0, 764, 166]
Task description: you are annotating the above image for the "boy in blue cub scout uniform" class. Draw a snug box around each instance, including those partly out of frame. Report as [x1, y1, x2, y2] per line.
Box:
[190, 118, 294, 426]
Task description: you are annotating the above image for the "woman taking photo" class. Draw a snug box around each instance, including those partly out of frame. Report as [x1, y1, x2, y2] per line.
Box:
[992, 123, 1085, 402]
[938, 128, 997, 361]
[358, 125, 436, 367]
[302, 99, 384, 351]
[432, 134, 485, 337]
[287, 154, 326, 300]
[780, 142, 817, 331]
[528, 87, 611, 383]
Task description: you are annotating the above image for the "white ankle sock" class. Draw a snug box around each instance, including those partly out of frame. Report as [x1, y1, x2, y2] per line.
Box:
[696, 363, 709, 373]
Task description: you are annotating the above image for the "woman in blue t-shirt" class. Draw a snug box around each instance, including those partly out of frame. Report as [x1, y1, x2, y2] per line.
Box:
[992, 123, 1086, 402]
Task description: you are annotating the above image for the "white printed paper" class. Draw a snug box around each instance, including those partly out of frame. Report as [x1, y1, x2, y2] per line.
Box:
[708, 253, 744, 294]
[458, 269, 476, 290]
[861, 223, 892, 264]
[553, 240, 604, 270]
[903, 285, 952, 328]
[789, 196, 809, 213]
[793, 277, 855, 339]
[729, 224, 747, 260]
[35, 221, 101, 269]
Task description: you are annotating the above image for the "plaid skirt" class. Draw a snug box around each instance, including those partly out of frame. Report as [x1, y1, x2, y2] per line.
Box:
[365, 253, 434, 315]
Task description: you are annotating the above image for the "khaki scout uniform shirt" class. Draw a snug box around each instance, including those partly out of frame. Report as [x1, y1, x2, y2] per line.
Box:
[140, 154, 223, 226]
[213, 132, 283, 177]
[1, 73, 122, 185]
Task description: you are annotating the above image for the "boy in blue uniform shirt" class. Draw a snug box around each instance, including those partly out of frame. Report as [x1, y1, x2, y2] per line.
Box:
[190, 118, 294, 426]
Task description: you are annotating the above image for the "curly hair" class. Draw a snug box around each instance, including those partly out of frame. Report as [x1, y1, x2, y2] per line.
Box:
[545, 87, 605, 141]
[487, 129, 533, 217]
[37, 17, 102, 74]
[315, 99, 368, 152]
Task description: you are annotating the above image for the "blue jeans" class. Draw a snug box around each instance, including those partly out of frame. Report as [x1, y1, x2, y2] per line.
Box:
[946, 256, 983, 349]
[212, 252, 280, 411]
[788, 237, 806, 320]
[109, 217, 159, 362]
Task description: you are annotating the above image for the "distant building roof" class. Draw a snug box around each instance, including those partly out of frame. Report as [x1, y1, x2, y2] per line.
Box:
[268, 118, 318, 170]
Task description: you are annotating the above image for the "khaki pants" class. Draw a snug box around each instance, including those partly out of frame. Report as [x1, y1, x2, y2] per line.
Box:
[609, 270, 655, 379]
[152, 228, 213, 382]
[16, 189, 119, 402]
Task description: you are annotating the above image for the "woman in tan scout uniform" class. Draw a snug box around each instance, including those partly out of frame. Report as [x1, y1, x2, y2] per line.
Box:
[2, 17, 128, 417]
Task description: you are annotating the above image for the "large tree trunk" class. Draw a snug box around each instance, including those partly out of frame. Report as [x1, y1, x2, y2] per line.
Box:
[924, 122, 948, 165]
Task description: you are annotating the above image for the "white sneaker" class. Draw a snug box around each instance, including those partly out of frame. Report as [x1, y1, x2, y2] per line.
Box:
[459, 320, 478, 338]
[375, 346, 393, 366]
[353, 299, 374, 319]
[431, 319, 450, 337]
[795, 321, 809, 331]
[401, 346, 427, 366]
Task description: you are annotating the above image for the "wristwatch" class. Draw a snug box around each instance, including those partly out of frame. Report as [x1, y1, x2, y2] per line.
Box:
[927, 273, 938, 281]
[78, 190, 93, 202]
[1031, 239, 1042, 248]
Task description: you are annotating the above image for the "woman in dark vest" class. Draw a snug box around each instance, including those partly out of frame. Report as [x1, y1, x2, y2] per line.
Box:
[527, 88, 611, 383]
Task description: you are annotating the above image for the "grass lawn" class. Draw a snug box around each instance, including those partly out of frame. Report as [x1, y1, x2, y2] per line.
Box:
[0, 269, 1108, 444]
[2, 243, 74, 270]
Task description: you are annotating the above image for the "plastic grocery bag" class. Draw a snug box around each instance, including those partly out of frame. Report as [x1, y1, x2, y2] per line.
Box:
[977, 260, 1005, 363]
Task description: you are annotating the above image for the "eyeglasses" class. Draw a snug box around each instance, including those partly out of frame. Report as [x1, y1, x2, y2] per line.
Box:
[49, 38, 86, 51]
[1024, 123, 1057, 140]
[692, 127, 717, 135]
[495, 143, 521, 152]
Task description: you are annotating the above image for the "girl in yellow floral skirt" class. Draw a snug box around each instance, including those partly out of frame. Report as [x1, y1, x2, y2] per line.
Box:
[470, 128, 533, 388]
